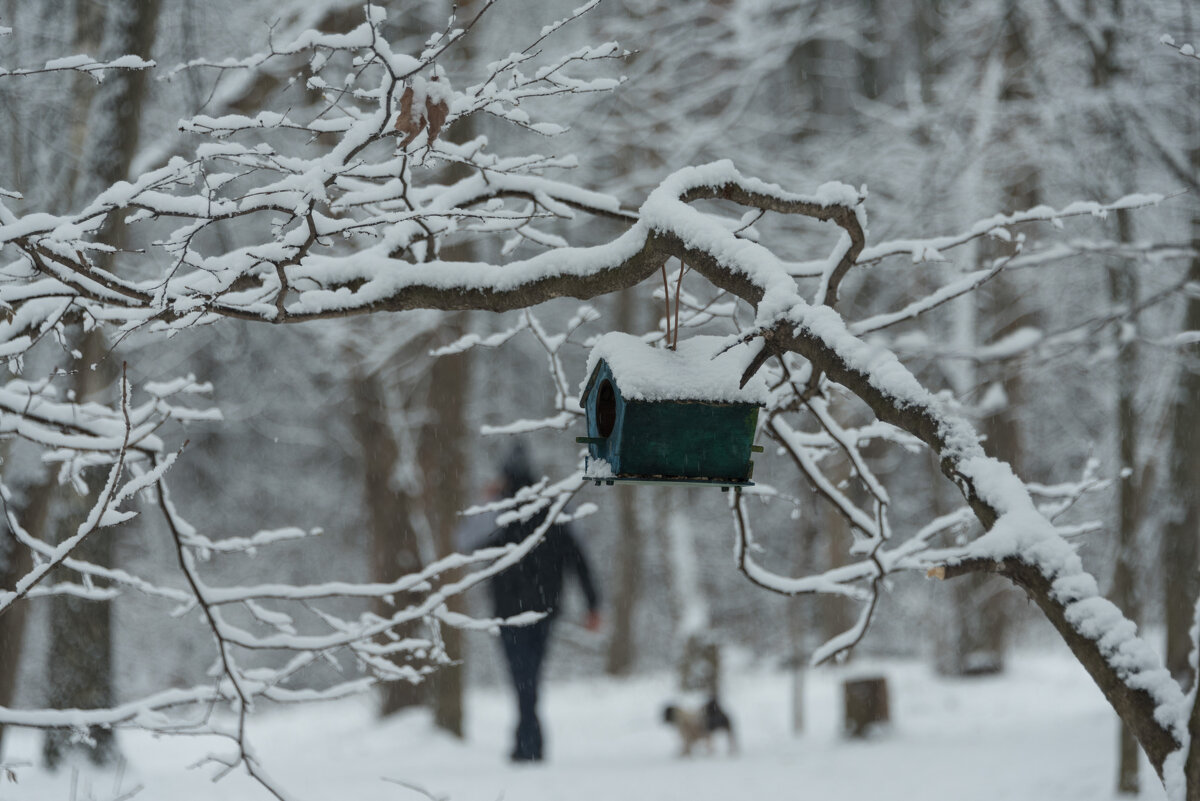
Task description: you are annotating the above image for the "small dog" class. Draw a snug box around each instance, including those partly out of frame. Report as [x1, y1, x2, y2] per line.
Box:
[662, 697, 737, 757]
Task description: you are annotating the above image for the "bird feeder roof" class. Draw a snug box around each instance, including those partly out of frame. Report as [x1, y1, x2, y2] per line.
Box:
[580, 332, 770, 406]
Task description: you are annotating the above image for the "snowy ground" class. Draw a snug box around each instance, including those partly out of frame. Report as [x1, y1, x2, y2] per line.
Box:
[2, 649, 1168, 801]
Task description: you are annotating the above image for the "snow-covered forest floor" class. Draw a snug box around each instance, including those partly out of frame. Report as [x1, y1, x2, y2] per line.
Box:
[2, 648, 1167, 801]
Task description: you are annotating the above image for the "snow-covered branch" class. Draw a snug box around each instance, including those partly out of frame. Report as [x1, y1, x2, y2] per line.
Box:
[0, 5, 1194, 795]
[1160, 34, 1200, 62]
[0, 53, 154, 81]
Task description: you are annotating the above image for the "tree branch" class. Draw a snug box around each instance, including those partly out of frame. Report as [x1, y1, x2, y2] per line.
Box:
[936, 556, 1183, 775]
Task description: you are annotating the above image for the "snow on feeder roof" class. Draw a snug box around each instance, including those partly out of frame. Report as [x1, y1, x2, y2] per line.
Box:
[580, 333, 770, 405]
[578, 333, 766, 488]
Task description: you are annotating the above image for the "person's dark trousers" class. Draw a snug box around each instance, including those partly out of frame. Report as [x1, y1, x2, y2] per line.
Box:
[500, 617, 553, 761]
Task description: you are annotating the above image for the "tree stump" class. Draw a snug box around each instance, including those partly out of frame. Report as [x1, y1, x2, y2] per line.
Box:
[679, 634, 721, 696]
[843, 676, 889, 737]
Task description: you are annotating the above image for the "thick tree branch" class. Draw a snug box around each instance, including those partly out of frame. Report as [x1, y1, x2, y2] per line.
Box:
[937, 557, 1182, 776]
[3, 142, 1186, 784]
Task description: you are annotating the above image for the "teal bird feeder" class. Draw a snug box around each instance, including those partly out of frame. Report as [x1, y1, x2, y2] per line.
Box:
[577, 333, 766, 488]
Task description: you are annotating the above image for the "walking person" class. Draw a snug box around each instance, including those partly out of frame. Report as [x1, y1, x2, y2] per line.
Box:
[484, 444, 601, 763]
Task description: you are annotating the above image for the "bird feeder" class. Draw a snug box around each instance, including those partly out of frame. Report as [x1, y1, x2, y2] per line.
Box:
[577, 333, 766, 488]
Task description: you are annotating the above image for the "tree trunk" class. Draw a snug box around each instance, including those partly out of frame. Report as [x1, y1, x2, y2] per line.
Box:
[912, 0, 941, 108]
[604, 485, 642, 676]
[787, 504, 820, 734]
[43, 333, 121, 768]
[818, 457, 855, 647]
[0, 0, 100, 753]
[937, 38, 991, 678]
[418, 314, 472, 738]
[605, 288, 645, 676]
[663, 492, 720, 697]
[963, 279, 1034, 677]
[678, 633, 720, 698]
[936, 0, 1045, 679]
[857, 0, 882, 101]
[1081, 0, 1143, 786]
[1164, 226, 1200, 692]
[1163, 9, 1200, 691]
[42, 0, 161, 767]
[417, 0, 480, 723]
[0, 478, 51, 754]
[1109, 206, 1142, 795]
[349, 366, 425, 714]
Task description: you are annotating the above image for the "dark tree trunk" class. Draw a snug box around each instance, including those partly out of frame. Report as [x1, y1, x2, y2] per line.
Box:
[787, 498, 821, 734]
[42, 0, 161, 768]
[818, 457, 855, 646]
[1109, 207, 1143, 795]
[0, 478, 51, 754]
[604, 485, 642, 676]
[660, 491, 720, 698]
[605, 288, 645, 676]
[1080, 0, 1142, 787]
[960, 279, 1034, 677]
[349, 366, 425, 714]
[1164, 226, 1200, 690]
[678, 634, 721, 698]
[43, 333, 121, 768]
[1163, 0, 1200, 692]
[940, 0, 1047, 680]
[419, 3, 481, 730]
[857, 0, 882, 101]
[419, 314, 472, 738]
[912, 0, 942, 107]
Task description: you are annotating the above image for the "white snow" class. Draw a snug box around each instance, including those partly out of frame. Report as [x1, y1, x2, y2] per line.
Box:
[583, 457, 614, 479]
[975, 326, 1043, 360]
[582, 332, 769, 405]
[0, 651, 1167, 801]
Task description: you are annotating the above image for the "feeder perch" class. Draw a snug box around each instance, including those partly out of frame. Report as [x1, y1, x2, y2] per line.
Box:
[576, 333, 767, 488]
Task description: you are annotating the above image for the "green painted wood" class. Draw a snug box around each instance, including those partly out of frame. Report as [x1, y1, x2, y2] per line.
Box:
[617, 400, 759, 482]
[590, 476, 752, 488]
[580, 357, 762, 485]
[583, 360, 632, 474]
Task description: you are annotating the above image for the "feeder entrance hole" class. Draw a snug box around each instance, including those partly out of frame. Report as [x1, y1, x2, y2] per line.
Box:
[597, 379, 616, 438]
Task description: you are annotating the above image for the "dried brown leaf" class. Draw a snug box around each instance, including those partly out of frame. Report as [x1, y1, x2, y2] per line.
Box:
[425, 98, 449, 144]
[394, 86, 415, 133]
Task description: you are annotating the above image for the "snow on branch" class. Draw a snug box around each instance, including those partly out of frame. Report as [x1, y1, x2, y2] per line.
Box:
[859, 192, 1169, 266]
[0, 465, 587, 798]
[0, 53, 154, 81]
[1160, 34, 1200, 61]
[0, 5, 1192, 793]
[3, 121, 1189, 781]
[0, 10, 627, 795]
[0, 368, 182, 615]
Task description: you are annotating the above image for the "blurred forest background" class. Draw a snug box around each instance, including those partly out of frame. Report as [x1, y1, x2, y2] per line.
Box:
[0, 0, 1196, 795]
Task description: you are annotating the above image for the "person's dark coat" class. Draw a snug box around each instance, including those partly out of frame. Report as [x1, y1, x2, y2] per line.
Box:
[485, 510, 599, 620]
[484, 444, 601, 762]
[485, 443, 599, 619]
